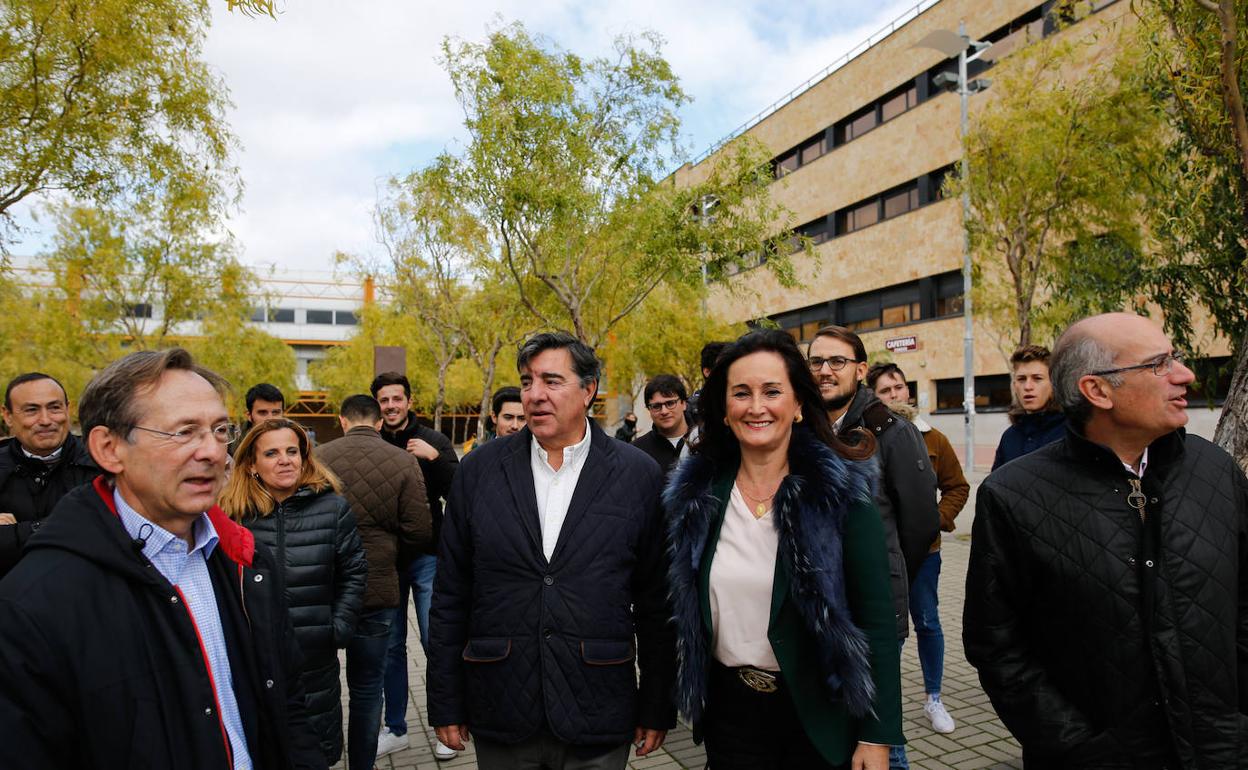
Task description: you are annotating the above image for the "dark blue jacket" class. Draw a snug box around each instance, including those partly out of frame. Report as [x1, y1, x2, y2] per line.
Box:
[427, 421, 676, 746]
[992, 411, 1067, 471]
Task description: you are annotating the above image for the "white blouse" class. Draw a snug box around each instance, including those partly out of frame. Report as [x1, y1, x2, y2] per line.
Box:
[709, 484, 781, 671]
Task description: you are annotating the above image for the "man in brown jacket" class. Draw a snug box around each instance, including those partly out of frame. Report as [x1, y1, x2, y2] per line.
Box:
[869, 363, 970, 737]
[317, 394, 432, 770]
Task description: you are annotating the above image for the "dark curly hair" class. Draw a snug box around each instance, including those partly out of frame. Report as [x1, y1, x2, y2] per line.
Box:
[693, 330, 875, 466]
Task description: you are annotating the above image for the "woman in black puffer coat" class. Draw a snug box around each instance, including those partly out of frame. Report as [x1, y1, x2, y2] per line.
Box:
[221, 418, 367, 766]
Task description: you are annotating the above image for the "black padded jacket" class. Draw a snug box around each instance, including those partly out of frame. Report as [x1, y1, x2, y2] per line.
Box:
[837, 386, 940, 639]
[0, 434, 98, 577]
[242, 486, 367, 764]
[965, 428, 1248, 769]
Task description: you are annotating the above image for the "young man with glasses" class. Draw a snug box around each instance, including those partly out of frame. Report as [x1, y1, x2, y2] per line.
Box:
[965, 312, 1248, 768]
[808, 326, 939, 770]
[0, 348, 326, 770]
[631, 374, 691, 479]
[0, 372, 98, 577]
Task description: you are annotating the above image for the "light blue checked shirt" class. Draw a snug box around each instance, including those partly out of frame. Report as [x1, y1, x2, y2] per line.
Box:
[115, 490, 254, 770]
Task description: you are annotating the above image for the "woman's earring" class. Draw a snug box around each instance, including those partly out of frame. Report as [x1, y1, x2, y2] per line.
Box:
[795, 411, 803, 423]
[723, 417, 729, 425]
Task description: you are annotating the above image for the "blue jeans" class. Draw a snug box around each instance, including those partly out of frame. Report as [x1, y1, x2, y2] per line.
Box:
[382, 553, 437, 736]
[346, 609, 394, 770]
[909, 550, 944, 695]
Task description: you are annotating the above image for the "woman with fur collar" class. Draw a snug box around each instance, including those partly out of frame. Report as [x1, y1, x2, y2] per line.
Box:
[665, 330, 903, 770]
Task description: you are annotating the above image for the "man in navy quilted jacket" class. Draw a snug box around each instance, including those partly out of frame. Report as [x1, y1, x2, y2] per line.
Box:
[965, 313, 1248, 769]
[428, 332, 676, 770]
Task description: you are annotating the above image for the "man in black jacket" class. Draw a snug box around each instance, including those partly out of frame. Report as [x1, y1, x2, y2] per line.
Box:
[369, 371, 460, 759]
[428, 332, 675, 770]
[631, 374, 690, 481]
[965, 312, 1248, 769]
[808, 326, 939, 640]
[0, 372, 98, 576]
[0, 348, 325, 770]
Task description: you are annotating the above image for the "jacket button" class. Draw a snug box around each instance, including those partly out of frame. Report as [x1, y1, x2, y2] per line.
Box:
[1145, 560, 1154, 568]
[1150, 498, 1158, 504]
[254, 574, 263, 583]
[170, 596, 179, 604]
[265, 679, 274, 689]
[204, 707, 213, 717]
[543, 575, 554, 586]
[543, 628, 553, 639]
[1129, 557, 1137, 566]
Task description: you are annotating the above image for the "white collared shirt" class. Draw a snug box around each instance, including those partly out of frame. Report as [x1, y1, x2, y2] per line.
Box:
[531, 419, 593, 561]
[1124, 447, 1150, 478]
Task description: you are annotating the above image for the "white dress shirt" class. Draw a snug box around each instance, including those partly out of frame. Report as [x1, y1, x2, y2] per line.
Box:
[531, 419, 593, 561]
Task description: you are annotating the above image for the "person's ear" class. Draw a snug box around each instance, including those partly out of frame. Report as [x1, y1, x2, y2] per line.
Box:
[1077, 374, 1115, 412]
[338, 416, 351, 433]
[87, 425, 126, 475]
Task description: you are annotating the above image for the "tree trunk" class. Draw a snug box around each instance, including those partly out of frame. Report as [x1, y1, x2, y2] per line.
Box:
[433, 357, 449, 434]
[1213, 333, 1248, 475]
[477, 355, 499, 441]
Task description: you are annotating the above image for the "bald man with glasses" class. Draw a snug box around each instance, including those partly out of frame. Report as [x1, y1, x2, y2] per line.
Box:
[965, 313, 1248, 769]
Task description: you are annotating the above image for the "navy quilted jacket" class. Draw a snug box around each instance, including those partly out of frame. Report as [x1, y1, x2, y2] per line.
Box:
[990, 410, 1066, 471]
[427, 422, 677, 746]
[965, 428, 1248, 769]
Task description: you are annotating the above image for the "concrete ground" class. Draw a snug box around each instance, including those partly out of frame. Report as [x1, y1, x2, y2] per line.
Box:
[343, 474, 1022, 770]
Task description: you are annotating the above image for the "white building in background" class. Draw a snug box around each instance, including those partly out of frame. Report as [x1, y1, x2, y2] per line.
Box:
[245, 265, 372, 391]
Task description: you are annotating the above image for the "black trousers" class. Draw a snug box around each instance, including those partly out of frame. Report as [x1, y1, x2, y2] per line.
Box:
[702, 662, 846, 770]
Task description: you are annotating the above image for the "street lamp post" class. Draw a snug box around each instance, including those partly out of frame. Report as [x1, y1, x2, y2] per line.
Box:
[915, 22, 990, 471]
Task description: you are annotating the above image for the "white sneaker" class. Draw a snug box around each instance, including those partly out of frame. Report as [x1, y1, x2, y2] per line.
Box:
[376, 729, 409, 758]
[434, 738, 458, 761]
[925, 694, 956, 734]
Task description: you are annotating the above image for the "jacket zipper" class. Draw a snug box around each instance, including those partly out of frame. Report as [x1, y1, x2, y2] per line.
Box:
[237, 565, 252, 631]
[174, 586, 236, 769]
[1127, 478, 1147, 523]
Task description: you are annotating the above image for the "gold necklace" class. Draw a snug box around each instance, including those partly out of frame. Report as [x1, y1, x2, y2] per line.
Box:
[737, 479, 781, 519]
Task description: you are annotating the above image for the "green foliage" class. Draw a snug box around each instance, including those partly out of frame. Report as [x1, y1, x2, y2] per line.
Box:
[436, 22, 800, 346]
[0, 204, 293, 416]
[602, 281, 745, 402]
[951, 26, 1162, 347]
[0, 0, 237, 243]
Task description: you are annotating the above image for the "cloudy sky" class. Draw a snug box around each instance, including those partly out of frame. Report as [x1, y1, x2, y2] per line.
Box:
[15, 0, 922, 271]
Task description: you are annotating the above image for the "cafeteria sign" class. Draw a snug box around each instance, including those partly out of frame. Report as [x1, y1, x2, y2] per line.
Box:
[885, 335, 918, 353]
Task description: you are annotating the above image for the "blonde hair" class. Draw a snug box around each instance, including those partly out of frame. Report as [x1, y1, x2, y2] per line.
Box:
[220, 418, 340, 520]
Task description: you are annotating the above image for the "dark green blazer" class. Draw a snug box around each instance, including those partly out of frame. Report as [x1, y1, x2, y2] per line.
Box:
[696, 470, 904, 764]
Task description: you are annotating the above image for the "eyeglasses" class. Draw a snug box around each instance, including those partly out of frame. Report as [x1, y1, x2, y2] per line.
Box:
[808, 356, 859, 372]
[646, 397, 683, 413]
[1090, 352, 1186, 378]
[131, 423, 241, 446]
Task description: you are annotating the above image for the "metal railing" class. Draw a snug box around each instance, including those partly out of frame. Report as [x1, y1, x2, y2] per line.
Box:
[691, 0, 944, 165]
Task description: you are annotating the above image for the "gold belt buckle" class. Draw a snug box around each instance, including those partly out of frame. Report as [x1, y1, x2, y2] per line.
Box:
[737, 667, 778, 693]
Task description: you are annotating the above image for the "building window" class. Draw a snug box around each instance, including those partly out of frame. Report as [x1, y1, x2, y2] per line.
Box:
[334, 310, 358, 326]
[880, 84, 918, 122]
[846, 107, 877, 142]
[126, 303, 153, 319]
[798, 135, 825, 165]
[935, 272, 965, 317]
[775, 151, 799, 178]
[934, 374, 1012, 413]
[306, 309, 334, 325]
[880, 284, 921, 327]
[842, 200, 879, 233]
[269, 308, 295, 323]
[882, 185, 920, 219]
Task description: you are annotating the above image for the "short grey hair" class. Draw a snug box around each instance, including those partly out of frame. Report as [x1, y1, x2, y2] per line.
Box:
[516, 332, 600, 389]
[1049, 327, 1123, 428]
[79, 348, 230, 440]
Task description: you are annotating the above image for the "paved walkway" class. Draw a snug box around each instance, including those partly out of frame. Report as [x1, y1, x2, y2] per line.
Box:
[350, 483, 1022, 769]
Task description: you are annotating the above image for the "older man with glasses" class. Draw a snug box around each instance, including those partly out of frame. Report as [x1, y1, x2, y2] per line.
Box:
[631, 374, 691, 481]
[0, 348, 325, 770]
[965, 312, 1248, 769]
